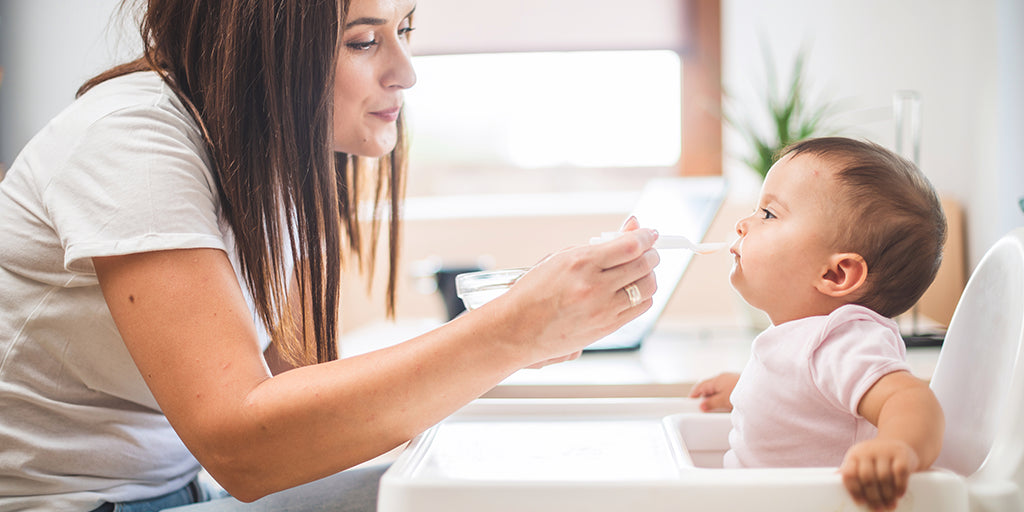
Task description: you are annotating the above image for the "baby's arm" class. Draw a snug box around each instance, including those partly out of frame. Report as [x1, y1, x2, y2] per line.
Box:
[840, 370, 944, 511]
[688, 372, 740, 412]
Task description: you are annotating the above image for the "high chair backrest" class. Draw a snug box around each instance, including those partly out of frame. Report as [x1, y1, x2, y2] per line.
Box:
[930, 227, 1024, 486]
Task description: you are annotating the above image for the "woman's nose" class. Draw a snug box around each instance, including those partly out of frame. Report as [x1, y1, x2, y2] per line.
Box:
[385, 43, 417, 90]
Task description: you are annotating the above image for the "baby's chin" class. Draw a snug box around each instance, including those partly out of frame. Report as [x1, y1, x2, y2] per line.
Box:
[729, 279, 775, 320]
[728, 266, 746, 295]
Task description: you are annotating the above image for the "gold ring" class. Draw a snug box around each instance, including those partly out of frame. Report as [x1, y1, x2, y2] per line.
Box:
[624, 283, 642, 307]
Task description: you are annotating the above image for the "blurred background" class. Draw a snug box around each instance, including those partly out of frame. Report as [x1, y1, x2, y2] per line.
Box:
[1, 0, 1021, 332]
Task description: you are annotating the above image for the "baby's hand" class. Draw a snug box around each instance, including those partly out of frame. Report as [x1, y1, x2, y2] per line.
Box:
[839, 439, 920, 511]
[687, 372, 740, 412]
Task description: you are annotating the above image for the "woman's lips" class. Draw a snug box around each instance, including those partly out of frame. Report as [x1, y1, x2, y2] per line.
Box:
[370, 107, 401, 122]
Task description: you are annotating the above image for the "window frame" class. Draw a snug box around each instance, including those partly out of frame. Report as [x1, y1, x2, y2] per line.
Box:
[678, 0, 722, 176]
[407, 0, 722, 180]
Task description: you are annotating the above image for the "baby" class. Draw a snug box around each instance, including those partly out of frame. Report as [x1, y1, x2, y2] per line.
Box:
[690, 137, 947, 511]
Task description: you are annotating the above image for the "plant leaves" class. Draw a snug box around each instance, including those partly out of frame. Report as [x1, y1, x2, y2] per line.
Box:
[723, 44, 837, 179]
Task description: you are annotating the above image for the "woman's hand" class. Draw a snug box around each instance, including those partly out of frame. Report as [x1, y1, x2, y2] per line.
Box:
[688, 372, 740, 412]
[487, 218, 659, 366]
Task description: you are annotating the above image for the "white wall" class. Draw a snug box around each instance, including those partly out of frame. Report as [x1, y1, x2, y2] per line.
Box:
[722, 0, 1021, 266]
[992, 0, 1024, 260]
[2, 0, 1020, 268]
[0, 0, 135, 165]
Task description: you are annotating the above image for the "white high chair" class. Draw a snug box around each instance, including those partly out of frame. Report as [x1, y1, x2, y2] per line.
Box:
[378, 228, 1024, 512]
[929, 226, 1024, 510]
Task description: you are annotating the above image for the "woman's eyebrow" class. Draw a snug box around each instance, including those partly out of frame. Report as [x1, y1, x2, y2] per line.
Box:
[345, 17, 385, 29]
[344, 7, 415, 30]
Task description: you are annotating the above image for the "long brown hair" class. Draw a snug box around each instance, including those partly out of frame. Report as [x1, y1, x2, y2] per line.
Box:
[80, 0, 405, 365]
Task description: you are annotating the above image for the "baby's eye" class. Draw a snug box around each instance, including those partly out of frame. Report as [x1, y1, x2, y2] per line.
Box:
[760, 208, 775, 220]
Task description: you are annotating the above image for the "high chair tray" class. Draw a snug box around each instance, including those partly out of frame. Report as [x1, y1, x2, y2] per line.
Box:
[378, 399, 968, 512]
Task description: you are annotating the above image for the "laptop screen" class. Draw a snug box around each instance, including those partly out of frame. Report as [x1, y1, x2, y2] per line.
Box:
[586, 177, 726, 351]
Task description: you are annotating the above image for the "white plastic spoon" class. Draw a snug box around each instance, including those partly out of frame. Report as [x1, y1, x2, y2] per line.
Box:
[590, 232, 727, 255]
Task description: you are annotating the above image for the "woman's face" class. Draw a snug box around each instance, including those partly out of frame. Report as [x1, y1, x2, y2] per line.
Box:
[332, 0, 417, 157]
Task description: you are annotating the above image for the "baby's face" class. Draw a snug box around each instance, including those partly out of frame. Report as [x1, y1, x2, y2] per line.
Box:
[729, 153, 843, 325]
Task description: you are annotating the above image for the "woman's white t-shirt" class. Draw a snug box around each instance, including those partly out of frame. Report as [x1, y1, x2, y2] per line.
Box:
[0, 71, 271, 511]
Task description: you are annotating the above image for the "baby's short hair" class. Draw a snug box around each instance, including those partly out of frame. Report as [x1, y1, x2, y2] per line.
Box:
[782, 137, 947, 318]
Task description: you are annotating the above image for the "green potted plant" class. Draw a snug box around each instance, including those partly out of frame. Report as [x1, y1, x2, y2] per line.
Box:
[725, 48, 837, 180]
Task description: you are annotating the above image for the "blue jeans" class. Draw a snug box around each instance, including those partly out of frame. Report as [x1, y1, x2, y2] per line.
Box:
[164, 464, 389, 512]
[90, 478, 225, 512]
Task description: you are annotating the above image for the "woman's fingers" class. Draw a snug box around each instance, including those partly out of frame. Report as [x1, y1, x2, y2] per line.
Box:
[495, 221, 660, 365]
[603, 248, 660, 316]
[617, 272, 657, 311]
[591, 228, 659, 270]
[620, 215, 640, 232]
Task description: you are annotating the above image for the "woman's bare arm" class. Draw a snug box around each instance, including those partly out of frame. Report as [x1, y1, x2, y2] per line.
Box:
[93, 229, 657, 501]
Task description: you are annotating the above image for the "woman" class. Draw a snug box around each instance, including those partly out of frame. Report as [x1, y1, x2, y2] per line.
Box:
[0, 0, 659, 510]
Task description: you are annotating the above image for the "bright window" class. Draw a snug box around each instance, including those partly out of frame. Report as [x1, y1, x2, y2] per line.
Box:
[403, 50, 682, 194]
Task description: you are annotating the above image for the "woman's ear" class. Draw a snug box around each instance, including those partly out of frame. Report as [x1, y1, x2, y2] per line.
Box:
[817, 253, 868, 298]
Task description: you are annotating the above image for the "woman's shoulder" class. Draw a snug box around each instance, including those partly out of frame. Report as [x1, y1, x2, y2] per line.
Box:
[30, 71, 213, 177]
[68, 71, 203, 143]
[8, 71, 217, 220]
[80, 70, 166, 102]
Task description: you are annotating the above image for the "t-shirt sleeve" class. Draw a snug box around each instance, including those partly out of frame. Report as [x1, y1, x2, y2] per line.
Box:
[42, 104, 227, 274]
[809, 309, 911, 416]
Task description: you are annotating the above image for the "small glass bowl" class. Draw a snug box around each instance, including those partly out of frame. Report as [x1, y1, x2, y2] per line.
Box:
[455, 267, 530, 311]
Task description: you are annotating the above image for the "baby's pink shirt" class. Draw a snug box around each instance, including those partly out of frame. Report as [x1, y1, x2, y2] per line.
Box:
[724, 304, 910, 468]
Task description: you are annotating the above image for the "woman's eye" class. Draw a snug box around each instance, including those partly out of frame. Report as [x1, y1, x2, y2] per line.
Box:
[398, 26, 416, 39]
[347, 39, 379, 51]
[760, 208, 775, 220]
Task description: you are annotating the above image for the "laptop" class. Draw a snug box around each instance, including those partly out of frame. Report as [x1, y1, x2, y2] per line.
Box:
[585, 177, 726, 351]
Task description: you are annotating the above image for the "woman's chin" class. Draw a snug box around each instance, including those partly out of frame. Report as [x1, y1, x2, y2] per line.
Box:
[332, 134, 397, 158]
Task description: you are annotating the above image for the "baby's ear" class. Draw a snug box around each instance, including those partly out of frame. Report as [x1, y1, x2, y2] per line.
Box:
[817, 253, 867, 298]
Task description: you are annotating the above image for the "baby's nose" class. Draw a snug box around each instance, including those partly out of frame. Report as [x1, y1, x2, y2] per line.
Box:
[734, 217, 748, 236]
